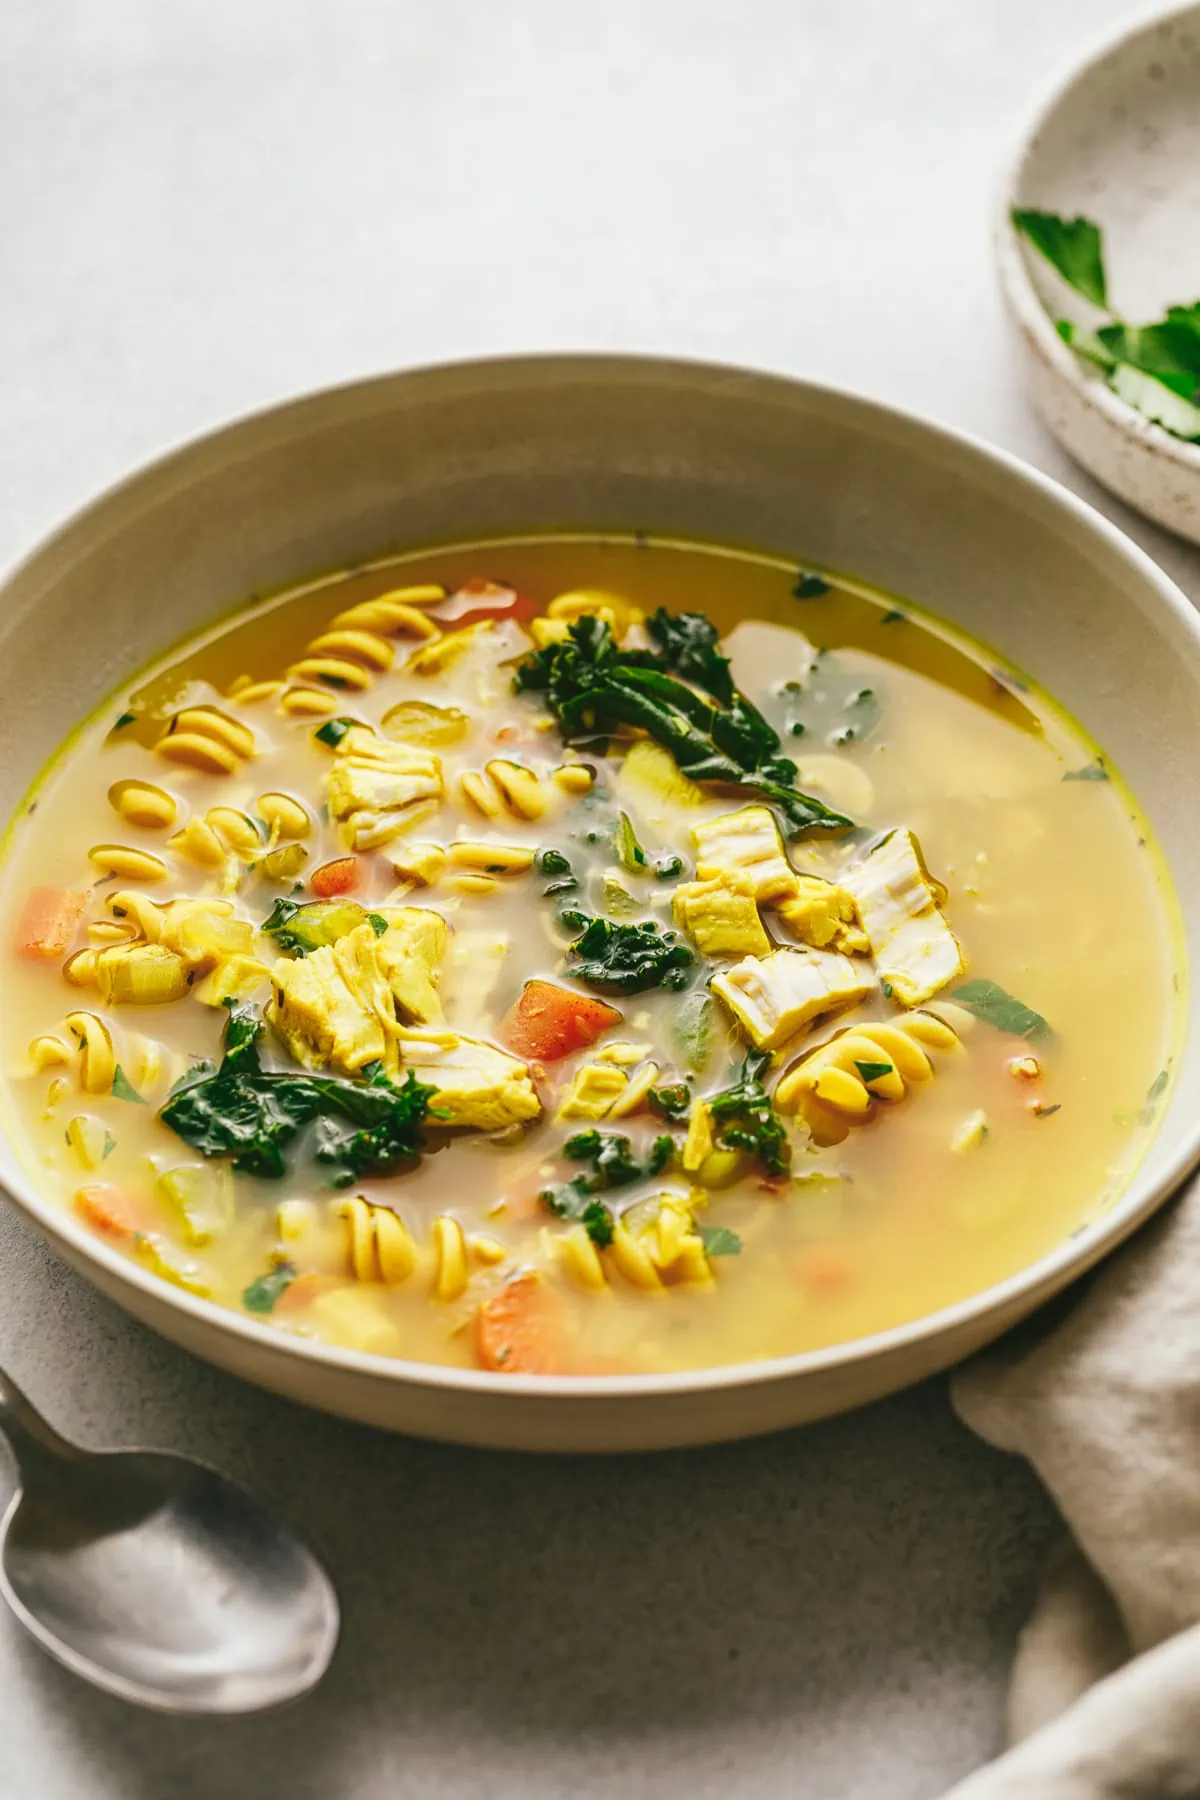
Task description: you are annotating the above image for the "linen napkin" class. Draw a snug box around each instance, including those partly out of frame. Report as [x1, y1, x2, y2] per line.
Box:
[938, 1171, 1200, 1798]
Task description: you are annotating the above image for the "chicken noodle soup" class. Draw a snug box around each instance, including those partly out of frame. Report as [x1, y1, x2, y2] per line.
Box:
[0, 538, 1181, 1375]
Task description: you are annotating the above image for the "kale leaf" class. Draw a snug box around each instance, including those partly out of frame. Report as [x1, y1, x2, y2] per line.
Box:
[707, 1049, 791, 1176]
[564, 911, 694, 994]
[160, 1005, 439, 1183]
[514, 613, 852, 836]
[540, 1128, 675, 1245]
[648, 1081, 692, 1120]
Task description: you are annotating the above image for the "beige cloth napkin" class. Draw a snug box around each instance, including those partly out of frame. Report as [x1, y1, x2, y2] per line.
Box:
[939, 1174, 1200, 1798]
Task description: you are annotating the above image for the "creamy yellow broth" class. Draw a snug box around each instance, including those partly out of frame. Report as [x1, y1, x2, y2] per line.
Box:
[0, 537, 1181, 1375]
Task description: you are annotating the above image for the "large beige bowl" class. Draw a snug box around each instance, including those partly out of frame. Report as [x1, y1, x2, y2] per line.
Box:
[2, 356, 1199, 1451]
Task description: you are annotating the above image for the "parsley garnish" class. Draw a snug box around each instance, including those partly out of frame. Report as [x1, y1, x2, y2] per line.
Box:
[697, 1224, 742, 1257]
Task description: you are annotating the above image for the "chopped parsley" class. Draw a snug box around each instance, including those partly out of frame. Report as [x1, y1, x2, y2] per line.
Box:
[853, 1060, 893, 1084]
[696, 1224, 742, 1257]
[1012, 209, 1200, 443]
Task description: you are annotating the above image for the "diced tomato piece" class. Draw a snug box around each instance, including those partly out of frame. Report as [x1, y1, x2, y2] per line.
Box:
[500, 979, 622, 1062]
[17, 887, 89, 960]
[74, 1185, 138, 1240]
[476, 1272, 562, 1374]
[310, 857, 360, 898]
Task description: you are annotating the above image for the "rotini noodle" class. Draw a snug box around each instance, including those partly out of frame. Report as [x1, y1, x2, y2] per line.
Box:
[775, 1010, 962, 1139]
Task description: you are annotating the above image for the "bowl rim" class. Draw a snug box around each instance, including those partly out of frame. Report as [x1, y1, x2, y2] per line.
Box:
[3, 347, 1200, 1407]
[994, 0, 1200, 478]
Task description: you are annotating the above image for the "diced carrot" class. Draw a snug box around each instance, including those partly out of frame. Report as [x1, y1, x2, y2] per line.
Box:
[476, 1272, 562, 1374]
[310, 857, 360, 898]
[500, 980, 622, 1063]
[275, 1272, 342, 1314]
[74, 1184, 138, 1240]
[17, 887, 90, 961]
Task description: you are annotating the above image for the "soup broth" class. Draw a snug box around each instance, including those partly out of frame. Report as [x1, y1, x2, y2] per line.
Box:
[0, 538, 1180, 1375]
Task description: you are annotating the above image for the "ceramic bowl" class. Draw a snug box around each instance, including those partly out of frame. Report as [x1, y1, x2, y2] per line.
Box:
[2, 355, 1199, 1452]
[996, 0, 1200, 544]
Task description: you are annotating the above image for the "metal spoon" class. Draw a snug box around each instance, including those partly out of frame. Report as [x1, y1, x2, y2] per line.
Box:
[0, 1365, 339, 1712]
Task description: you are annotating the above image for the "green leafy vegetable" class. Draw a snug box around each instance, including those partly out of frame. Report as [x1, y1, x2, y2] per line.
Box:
[102, 1130, 117, 1160]
[648, 1081, 692, 1120]
[537, 848, 572, 876]
[1063, 760, 1109, 782]
[697, 1224, 742, 1257]
[514, 613, 853, 836]
[242, 1261, 298, 1314]
[793, 570, 831, 599]
[366, 912, 389, 937]
[1147, 1068, 1170, 1103]
[113, 710, 136, 731]
[161, 1005, 440, 1183]
[853, 1060, 893, 1083]
[952, 979, 1048, 1040]
[654, 853, 685, 881]
[879, 609, 906, 625]
[1011, 208, 1108, 306]
[564, 911, 694, 994]
[540, 1129, 675, 1246]
[314, 716, 357, 748]
[111, 1065, 147, 1105]
[707, 1050, 790, 1175]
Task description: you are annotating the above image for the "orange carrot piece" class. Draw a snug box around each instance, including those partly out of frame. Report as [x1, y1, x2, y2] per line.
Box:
[476, 1272, 562, 1374]
[74, 1184, 138, 1240]
[310, 857, 360, 898]
[500, 980, 622, 1063]
[17, 887, 90, 960]
[274, 1273, 341, 1314]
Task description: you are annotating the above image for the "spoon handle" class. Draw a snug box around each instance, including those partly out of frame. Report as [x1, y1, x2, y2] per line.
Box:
[0, 1366, 80, 1482]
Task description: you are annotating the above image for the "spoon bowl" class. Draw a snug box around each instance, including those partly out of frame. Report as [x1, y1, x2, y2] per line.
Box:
[0, 1371, 338, 1713]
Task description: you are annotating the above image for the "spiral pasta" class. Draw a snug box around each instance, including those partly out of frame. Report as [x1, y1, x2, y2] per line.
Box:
[155, 706, 256, 776]
[774, 1009, 961, 1138]
[281, 586, 445, 713]
[553, 1194, 715, 1295]
[458, 760, 549, 823]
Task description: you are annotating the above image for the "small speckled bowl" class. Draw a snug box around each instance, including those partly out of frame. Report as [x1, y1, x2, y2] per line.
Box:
[997, 1, 1200, 543]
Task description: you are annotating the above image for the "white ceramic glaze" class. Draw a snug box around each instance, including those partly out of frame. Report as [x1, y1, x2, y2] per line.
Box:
[2, 354, 1199, 1453]
[997, 1, 1200, 544]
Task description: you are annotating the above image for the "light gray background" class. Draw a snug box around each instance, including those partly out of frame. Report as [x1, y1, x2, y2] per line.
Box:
[1, 4, 1196, 1796]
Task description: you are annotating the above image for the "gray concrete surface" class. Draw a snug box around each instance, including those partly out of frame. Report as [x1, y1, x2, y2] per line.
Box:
[1, 3, 1196, 1796]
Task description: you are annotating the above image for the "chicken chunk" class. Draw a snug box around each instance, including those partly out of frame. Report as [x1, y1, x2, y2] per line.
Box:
[326, 725, 443, 850]
[373, 907, 448, 1024]
[396, 1029, 541, 1130]
[673, 870, 771, 958]
[268, 940, 390, 1075]
[691, 806, 797, 904]
[841, 828, 964, 1007]
[710, 947, 875, 1051]
[556, 1062, 629, 1122]
[776, 874, 869, 955]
